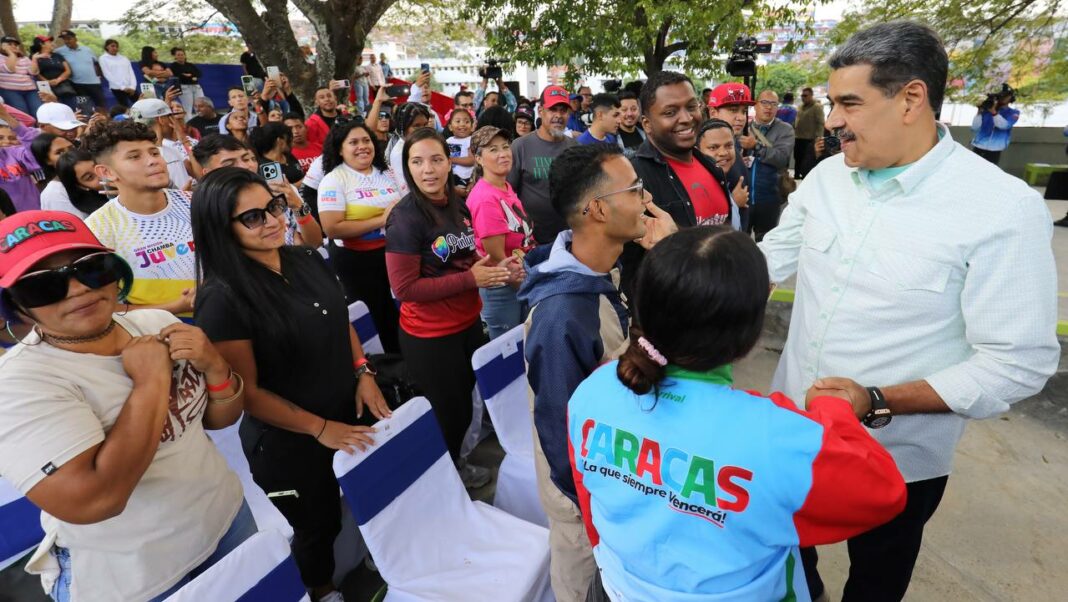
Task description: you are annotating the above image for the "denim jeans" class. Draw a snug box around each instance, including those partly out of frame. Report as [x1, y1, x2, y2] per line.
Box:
[179, 85, 204, 116]
[50, 500, 257, 602]
[480, 285, 525, 340]
[353, 80, 369, 115]
[0, 88, 43, 116]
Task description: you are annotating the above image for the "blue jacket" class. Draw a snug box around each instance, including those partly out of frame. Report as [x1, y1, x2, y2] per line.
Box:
[569, 363, 907, 601]
[518, 231, 629, 503]
[971, 107, 1020, 152]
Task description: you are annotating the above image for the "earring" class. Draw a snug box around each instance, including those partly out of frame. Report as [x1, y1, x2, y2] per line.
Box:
[4, 320, 42, 346]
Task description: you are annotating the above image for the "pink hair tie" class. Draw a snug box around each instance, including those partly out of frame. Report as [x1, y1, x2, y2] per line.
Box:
[637, 336, 668, 367]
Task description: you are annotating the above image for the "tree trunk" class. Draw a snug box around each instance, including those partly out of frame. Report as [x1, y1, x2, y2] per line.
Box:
[50, 0, 74, 37]
[0, 0, 18, 39]
[202, 0, 398, 113]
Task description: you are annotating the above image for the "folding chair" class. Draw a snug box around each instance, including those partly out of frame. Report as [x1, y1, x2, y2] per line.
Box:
[163, 530, 310, 601]
[0, 478, 43, 571]
[333, 397, 552, 602]
[471, 325, 548, 527]
[348, 300, 385, 355]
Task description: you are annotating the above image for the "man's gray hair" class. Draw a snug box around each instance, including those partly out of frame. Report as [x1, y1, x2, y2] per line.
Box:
[828, 21, 948, 112]
[196, 97, 215, 109]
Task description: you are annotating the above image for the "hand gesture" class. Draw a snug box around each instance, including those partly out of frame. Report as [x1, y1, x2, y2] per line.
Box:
[636, 198, 678, 250]
[376, 85, 393, 102]
[805, 377, 870, 419]
[158, 323, 228, 378]
[121, 335, 173, 389]
[470, 254, 512, 288]
[164, 86, 180, 104]
[415, 71, 431, 89]
[731, 179, 748, 208]
[356, 373, 391, 420]
[318, 420, 376, 454]
[739, 133, 757, 150]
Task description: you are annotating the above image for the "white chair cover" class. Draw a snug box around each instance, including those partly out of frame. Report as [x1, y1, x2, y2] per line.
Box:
[472, 325, 548, 527]
[333, 397, 552, 602]
[348, 300, 384, 355]
[0, 477, 43, 571]
[164, 529, 311, 602]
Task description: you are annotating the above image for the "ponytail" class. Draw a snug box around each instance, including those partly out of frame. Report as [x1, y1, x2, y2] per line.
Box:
[617, 326, 667, 397]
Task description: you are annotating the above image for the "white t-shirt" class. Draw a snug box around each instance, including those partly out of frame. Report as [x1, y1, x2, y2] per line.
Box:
[98, 53, 137, 90]
[0, 310, 243, 602]
[159, 142, 192, 190]
[446, 135, 474, 181]
[317, 163, 401, 250]
[85, 190, 195, 316]
[388, 137, 409, 196]
[39, 180, 89, 220]
[303, 155, 325, 190]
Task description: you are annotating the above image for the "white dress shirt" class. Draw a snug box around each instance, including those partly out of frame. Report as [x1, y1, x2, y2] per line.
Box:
[759, 124, 1059, 482]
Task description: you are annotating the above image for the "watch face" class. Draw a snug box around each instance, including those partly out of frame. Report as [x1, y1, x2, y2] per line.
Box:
[867, 413, 892, 429]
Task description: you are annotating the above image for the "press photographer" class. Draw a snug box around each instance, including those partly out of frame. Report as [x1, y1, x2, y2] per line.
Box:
[970, 83, 1020, 165]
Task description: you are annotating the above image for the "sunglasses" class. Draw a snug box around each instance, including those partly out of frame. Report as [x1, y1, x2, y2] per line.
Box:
[8, 252, 125, 309]
[231, 193, 288, 230]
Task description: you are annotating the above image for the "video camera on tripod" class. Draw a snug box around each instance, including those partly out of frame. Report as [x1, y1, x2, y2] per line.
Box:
[726, 36, 773, 78]
[478, 58, 508, 80]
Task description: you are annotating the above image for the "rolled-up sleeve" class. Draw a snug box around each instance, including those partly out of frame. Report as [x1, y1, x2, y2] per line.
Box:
[926, 195, 1060, 419]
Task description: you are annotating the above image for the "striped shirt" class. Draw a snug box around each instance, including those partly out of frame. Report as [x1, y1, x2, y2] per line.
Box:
[0, 56, 36, 91]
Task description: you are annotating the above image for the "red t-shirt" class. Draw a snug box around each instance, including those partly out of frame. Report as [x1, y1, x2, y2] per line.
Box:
[291, 143, 322, 174]
[666, 157, 729, 226]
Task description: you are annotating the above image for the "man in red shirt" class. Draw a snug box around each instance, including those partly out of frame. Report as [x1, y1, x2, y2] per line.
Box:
[284, 112, 321, 173]
[623, 70, 736, 296]
[304, 86, 342, 150]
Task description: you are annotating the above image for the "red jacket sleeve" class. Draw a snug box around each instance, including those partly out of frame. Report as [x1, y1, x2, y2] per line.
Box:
[568, 408, 600, 548]
[305, 114, 327, 150]
[385, 251, 477, 303]
[769, 393, 907, 546]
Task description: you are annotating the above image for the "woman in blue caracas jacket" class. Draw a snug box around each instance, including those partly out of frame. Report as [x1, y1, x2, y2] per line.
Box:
[568, 226, 907, 602]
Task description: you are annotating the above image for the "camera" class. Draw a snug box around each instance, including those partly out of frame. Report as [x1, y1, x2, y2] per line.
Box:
[726, 36, 772, 78]
[821, 134, 841, 156]
[603, 79, 622, 93]
[979, 83, 1016, 111]
[478, 58, 507, 80]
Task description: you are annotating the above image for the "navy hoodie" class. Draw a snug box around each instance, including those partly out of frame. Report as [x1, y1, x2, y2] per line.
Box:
[518, 231, 629, 503]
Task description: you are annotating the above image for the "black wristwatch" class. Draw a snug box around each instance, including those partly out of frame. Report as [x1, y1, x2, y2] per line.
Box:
[863, 386, 892, 429]
[354, 358, 377, 380]
[295, 203, 312, 218]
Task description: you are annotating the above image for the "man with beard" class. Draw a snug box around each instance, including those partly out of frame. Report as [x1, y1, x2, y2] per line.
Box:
[615, 91, 645, 156]
[508, 85, 577, 244]
[622, 70, 736, 296]
[760, 21, 1057, 602]
[304, 86, 341, 152]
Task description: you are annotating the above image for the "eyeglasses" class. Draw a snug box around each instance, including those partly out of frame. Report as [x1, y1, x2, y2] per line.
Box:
[231, 194, 288, 230]
[8, 252, 125, 309]
[758, 100, 780, 108]
[583, 179, 644, 215]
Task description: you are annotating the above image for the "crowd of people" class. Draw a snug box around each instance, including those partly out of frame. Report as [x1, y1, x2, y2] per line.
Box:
[0, 19, 1059, 602]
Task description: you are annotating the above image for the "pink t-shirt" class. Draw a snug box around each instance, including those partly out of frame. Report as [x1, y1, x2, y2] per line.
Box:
[465, 178, 535, 257]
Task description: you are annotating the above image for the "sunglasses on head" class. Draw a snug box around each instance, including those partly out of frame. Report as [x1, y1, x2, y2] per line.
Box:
[8, 252, 126, 309]
[231, 193, 288, 230]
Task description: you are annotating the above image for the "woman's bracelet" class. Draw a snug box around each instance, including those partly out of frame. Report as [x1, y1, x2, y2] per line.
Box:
[206, 369, 234, 392]
[208, 372, 244, 405]
[314, 418, 328, 440]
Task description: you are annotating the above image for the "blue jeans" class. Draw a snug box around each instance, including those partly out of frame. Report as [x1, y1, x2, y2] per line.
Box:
[480, 285, 525, 340]
[50, 500, 257, 602]
[0, 88, 43, 116]
[353, 80, 369, 115]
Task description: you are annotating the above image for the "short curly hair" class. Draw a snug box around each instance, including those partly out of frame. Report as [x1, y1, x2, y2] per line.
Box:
[81, 120, 157, 161]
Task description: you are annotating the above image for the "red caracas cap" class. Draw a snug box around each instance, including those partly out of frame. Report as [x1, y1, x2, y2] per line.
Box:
[540, 85, 571, 110]
[0, 211, 111, 288]
[708, 83, 755, 108]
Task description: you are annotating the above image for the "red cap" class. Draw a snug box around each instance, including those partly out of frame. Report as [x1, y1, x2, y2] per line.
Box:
[539, 85, 571, 110]
[708, 83, 754, 108]
[0, 211, 111, 288]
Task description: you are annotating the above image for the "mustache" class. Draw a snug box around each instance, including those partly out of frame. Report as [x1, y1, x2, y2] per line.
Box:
[832, 128, 856, 142]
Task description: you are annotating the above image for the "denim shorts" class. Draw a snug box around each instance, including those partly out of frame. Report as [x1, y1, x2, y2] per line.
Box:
[50, 499, 257, 602]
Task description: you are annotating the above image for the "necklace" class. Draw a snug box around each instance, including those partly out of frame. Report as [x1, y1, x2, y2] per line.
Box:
[39, 320, 117, 345]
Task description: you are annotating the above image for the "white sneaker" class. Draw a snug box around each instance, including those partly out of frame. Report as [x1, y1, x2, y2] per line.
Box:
[457, 460, 491, 489]
[318, 591, 345, 602]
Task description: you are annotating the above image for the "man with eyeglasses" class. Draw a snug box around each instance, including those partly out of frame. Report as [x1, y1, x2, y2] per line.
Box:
[739, 89, 795, 241]
[81, 120, 197, 319]
[454, 90, 475, 113]
[508, 85, 578, 244]
[794, 87, 825, 179]
[519, 143, 677, 602]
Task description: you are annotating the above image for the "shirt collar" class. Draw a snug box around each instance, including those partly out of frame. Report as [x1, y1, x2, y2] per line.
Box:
[849, 122, 954, 196]
[664, 364, 733, 386]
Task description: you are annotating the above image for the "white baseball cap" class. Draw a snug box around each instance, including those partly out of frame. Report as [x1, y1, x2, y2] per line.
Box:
[130, 98, 173, 122]
[36, 103, 85, 130]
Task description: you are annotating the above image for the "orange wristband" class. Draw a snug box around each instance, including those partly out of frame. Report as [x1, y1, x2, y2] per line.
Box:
[206, 370, 234, 392]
